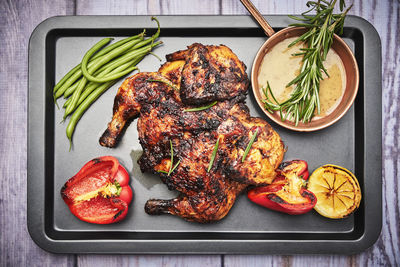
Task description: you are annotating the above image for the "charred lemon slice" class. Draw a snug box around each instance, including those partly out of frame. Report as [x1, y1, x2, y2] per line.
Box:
[308, 165, 361, 219]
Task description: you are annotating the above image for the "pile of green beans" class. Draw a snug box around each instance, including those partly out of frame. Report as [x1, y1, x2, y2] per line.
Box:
[53, 17, 162, 149]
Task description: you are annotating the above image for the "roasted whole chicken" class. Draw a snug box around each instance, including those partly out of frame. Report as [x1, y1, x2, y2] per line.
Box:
[100, 43, 285, 223]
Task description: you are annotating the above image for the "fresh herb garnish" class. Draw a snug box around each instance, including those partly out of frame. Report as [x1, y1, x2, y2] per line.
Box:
[147, 79, 179, 91]
[208, 137, 220, 172]
[262, 82, 281, 114]
[242, 128, 259, 162]
[263, 0, 352, 125]
[156, 140, 180, 175]
[184, 101, 218, 112]
[169, 140, 174, 172]
[170, 159, 181, 175]
[167, 140, 176, 176]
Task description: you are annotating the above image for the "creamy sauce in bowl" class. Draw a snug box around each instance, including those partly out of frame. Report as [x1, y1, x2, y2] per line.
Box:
[257, 37, 346, 119]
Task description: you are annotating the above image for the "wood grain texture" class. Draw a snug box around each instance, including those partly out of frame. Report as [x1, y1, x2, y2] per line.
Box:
[351, 0, 400, 265]
[77, 255, 222, 267]
[0, 0, 398, 266]
[0, 1, 75, 266]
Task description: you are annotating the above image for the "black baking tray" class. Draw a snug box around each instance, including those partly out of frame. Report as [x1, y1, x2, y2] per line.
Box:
[27, 15, 382, 254]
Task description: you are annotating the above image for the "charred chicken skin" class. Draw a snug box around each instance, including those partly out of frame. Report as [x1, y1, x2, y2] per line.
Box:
[167, 43, 249, 105]
[100, 43, 285, 223]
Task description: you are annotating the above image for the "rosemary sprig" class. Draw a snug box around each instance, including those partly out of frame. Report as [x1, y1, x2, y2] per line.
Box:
[242, 128, 259, 163]
[207, 137, 220, 172]
[170, 159, 181, 174]
[184, 101, 218, 112]
[167, 140, 178, 176]
[147, 79, 179, 91]
[157, 140, 180, 176]
[263, 0, 352, 125]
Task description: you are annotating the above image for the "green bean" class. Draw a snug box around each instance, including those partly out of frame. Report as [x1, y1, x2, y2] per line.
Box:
[63, 64, 111, 98]
[76, 56, 144, 108]
[79, 18, 159, 84]
[53, 64, 81, 93]
[55, 36, 145, 99]
[66, 80, 117, 150]
[67, 56, 135, 102]
[96, 41, 162, 74]
[149, 52, 162, 61]
[96, 48, 152, 83]
[81, 65, 138, 83]
[65, 55, 136, 104]
[63, 64, 106, 98]
[90, 32, 144, 60]
[119, 19, 160, 55]
[65, 54, 143, 114]
[112, 17, 159, 57]
[80, 38, 143, 83]
[63, 38, 114, 118]
[74, 42, 155, 88]
[55, 18, 156, 97]
[64, 78, 87, 118]
[54, 38, 113, 99]
[53, 33, 144, 94]
[79, 64, 132, 101]
[55, 66, 84, 99]
[92, 41, 161, 82]
[63, 80, 80, 98]
[125, 18, 160, 52]
[63, 97, 72, 108]
[62, 16, 162, 148]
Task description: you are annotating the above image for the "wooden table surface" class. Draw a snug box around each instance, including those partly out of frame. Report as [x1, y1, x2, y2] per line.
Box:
[1, 0, 398, 266]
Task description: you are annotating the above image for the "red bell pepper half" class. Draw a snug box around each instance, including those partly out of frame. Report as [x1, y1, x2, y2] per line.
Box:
[61, 156, 132, 224]
[247, 160, 316, 215]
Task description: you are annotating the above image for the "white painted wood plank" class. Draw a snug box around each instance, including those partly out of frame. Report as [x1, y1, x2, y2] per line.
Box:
[221, 0, 309, 15]
[223, 255, 290, 267]
[76, 0, 220, 15]
[78, 255, 221, 267]
[158, 0, 220, 15]
[4, 0, 394, 265]
[0, 0, 76, 265]
[350, 0, 400, 265]
[76, 0, 161, 15]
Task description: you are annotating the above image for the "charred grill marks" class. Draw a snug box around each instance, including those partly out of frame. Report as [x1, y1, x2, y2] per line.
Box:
[99, 43, 285, 223]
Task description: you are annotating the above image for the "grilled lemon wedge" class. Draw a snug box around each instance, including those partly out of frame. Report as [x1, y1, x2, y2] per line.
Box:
[308, 165, 361, 219]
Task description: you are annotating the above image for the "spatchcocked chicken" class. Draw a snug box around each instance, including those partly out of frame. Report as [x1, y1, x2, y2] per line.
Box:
[99, 43, 285, 223]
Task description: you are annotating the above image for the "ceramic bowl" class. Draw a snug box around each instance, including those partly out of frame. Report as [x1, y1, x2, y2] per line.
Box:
[251, 27, 359, 132]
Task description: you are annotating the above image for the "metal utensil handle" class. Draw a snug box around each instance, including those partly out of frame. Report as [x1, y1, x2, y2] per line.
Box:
[240, 0, 275, 36]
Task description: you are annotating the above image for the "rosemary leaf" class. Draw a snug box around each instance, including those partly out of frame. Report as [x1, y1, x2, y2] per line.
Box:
[184, 101, 218, 112]
[147, 79, 179, 91]
[157, 141, 180, 176]
[168, 140, 174, 176]
[170, 159, 181, 174]
[207, 137, 220, 172]
[242, 128, 259, 163]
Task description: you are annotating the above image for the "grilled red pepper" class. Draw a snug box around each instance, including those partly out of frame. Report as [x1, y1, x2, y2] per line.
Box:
[61, 156, 132, 224]
[247, 160, 316, 215]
